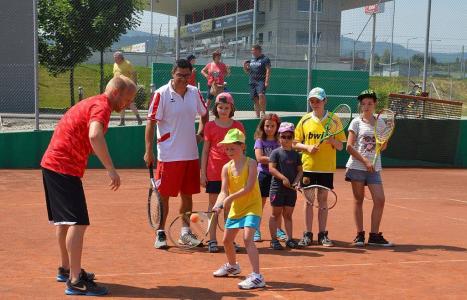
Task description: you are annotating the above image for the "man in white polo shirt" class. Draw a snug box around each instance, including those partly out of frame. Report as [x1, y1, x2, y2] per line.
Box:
[144, 59, 208, 249]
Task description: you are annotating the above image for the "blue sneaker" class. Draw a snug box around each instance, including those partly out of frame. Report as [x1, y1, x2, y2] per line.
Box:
[253, 230, 262, 242]
[276, 228, 287, 241]
[57, 267, 95, 283]
[65, 271, 108, 296]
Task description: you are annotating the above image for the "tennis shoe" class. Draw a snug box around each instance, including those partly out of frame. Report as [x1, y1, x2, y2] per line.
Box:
[276, 228, 287, 241]
[318, 231, 334, 247]
[238, 273, 266, 290]
[253, 230, 262, 242]
[213, 263, 241, 277]
[65, 271, 108, 296]
[270, 239, 284, 250]
[298, 231, 313, 246]
[234, 242, 241, 252]
[178, 231, 203, 247]
[154, 231, 169, 249]
[285, 239, 300, 249]
[57, 267, 95, 282]
[353, 231, 365, 247]
[368, 232, 394, 247]
[208, 240, 219, 253]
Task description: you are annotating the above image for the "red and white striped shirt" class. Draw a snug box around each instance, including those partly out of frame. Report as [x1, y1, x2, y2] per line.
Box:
[147, 80, 207, 162]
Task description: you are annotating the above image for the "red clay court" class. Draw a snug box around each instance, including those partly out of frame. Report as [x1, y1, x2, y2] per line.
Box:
[1, 168, 466, 299]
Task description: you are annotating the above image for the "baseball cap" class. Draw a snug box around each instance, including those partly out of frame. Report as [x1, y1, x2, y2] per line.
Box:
[278, 122, 295, 133]
[186, 54, 196, 61]
[215, 92, 234, 105]
[308, 87, 327, 101]
[218, 128, 245, 145]
[357, 89, 377, 101]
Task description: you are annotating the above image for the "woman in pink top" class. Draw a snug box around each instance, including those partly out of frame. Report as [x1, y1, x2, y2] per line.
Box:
[200, 92, 244, 253]
[201, 51, 230, 109]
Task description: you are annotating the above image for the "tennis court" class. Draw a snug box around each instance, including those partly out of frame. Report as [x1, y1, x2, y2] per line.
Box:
[1, 168, 466, 299]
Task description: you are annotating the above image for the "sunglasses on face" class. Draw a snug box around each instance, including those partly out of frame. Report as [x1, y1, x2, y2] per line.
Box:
[175, 73, 191, 78]
[280, 135, 293, 140]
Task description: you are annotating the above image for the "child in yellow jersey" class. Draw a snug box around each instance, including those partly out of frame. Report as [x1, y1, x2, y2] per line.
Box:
[294, 87, 346, 247]
[212, 128, 265, 290]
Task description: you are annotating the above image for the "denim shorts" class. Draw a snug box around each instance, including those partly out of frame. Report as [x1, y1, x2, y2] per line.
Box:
[345, 168, 382, 185]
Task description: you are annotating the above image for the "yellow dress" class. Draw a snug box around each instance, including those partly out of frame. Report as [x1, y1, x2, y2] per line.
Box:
[225, 158, 263, 229]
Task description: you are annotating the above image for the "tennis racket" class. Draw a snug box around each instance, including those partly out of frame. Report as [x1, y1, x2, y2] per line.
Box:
[373, 109, 396, 166]
[147, 164, 163, 231]
[295, 184, 338, 210]
[167, 211, 223, 249]
[318, 104, 352, 145]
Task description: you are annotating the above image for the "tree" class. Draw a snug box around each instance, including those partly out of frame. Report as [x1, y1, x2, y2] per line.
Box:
[381, 49, 391, 64]
[38, 0, 94, 106]
[88, 0, 143, 92]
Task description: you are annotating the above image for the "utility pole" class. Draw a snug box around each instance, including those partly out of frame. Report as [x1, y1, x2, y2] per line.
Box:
[389, 0, 395, 77]
[369, 13, 376, 76]
[422, 0, 432, 92]
[306, 0, 313, 112]
[252, 0, 257, 46]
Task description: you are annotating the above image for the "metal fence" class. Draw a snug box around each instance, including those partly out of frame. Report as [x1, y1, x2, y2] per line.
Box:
[1, 0, 466, 132]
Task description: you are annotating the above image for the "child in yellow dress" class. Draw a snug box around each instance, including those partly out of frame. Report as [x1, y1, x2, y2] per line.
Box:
[212, 128, 265, 290]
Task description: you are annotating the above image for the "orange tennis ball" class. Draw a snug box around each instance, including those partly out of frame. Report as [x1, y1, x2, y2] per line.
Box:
[190, 213, 199, 223]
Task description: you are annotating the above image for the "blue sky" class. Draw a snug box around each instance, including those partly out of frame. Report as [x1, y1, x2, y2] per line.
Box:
[137, 0, 466, 53]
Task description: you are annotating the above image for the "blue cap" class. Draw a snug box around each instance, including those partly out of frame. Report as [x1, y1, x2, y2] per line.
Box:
[308, 87, 327, 101]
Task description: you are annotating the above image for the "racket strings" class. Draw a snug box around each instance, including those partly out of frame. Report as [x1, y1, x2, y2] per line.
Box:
[376, 111, 396, 141]
[327, 105, 352, 135]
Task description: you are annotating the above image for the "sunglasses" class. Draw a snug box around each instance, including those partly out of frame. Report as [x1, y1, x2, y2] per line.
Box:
[175, 73, 191, 78]
[280, 135, 293, 140]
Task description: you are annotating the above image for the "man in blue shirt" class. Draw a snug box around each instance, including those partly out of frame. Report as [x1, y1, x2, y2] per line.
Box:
[243, 45, 271, 118]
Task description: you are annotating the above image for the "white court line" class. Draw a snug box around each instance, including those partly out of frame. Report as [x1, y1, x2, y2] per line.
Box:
[396, 197, 467, 204]
[386, 203, 467, 223]
[37, 259, 467, 280]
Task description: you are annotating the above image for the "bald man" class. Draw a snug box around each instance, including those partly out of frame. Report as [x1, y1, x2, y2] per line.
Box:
[41, 76, 136, 296]
[113, 51, 142, 126]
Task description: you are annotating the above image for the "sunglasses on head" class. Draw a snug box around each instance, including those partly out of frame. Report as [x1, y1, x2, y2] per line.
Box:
[280, 134, 293, 140]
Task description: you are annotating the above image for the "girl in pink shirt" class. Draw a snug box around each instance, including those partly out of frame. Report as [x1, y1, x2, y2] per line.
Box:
[200, 92, 244, 253]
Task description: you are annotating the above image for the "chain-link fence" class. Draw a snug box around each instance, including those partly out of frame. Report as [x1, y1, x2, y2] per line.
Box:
[1, 0, 466, 132]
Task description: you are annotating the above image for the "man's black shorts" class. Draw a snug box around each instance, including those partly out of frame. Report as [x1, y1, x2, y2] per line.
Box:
[249, 81, 267, 99]
[42, 168, 90, 225]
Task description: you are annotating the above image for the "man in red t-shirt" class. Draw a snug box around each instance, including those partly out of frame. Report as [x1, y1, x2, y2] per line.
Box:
[41, 76, 136, 296]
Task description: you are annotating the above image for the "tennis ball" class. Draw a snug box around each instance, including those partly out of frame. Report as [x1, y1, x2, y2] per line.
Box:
[190, 213, 199, 223]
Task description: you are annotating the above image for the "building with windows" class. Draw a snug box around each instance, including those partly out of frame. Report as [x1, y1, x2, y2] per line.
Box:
[148, 0, 388, 68]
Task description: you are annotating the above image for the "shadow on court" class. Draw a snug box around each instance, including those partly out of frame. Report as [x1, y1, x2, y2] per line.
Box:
[100, 283, 258, 299]
[387, 244, 467, 253]
[265, 281, 334, 293]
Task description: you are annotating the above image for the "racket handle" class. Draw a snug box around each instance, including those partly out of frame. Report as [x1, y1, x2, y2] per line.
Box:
[148, 164, 154, 179]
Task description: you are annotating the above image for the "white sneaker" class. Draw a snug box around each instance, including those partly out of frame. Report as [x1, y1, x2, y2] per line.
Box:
[238, 273, 266, 289]
[213, 263, 241, 277]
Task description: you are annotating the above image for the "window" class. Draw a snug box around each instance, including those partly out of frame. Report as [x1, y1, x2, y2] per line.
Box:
[297, 0, 323, 13]
[258, 32, 264, 44]
[268, 31, 273, 42]
[296, 31, 321, 45]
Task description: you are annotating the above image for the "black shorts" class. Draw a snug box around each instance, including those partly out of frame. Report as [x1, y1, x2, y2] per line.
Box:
[258, 171, 272, 198]
[302, 172, 334, 189]
[42, 168, 90, 225]
[270, 190, 297, 207]
[249, 81, 266, 99]
[206, 181, 222, 194]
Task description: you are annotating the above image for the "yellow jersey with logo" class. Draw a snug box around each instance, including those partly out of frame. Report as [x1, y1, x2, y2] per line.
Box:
[227, 158, 263, 219]
[295, 112, 346, 173]
[113, 59, 135, 80]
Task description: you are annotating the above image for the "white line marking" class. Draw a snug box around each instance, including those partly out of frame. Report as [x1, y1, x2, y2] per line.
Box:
[386, 203, 467, 223]
[37, 259, 467, 280]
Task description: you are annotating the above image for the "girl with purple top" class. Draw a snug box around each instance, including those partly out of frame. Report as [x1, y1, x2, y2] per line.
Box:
[253, 113, 287, 242]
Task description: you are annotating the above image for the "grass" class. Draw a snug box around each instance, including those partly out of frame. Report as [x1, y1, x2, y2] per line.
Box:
[39, 64, 467, 115]
[370, 76, 467, 115]
[39, 64, 152, 109]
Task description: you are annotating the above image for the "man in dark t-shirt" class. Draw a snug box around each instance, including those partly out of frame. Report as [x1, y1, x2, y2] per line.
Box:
[243, 44, 271, 118]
